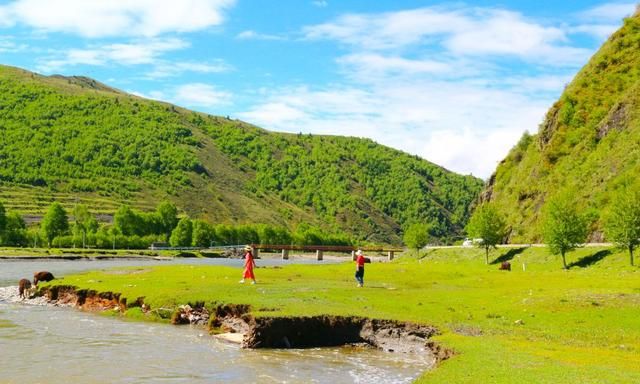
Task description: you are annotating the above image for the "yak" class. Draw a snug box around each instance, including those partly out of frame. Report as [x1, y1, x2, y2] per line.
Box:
[18, 278, 33, 299]
[33, 271, 55, 286]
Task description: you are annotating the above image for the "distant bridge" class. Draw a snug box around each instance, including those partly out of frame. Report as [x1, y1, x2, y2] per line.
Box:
[247, 244, 403, 261]
[149, 243, 403, 261]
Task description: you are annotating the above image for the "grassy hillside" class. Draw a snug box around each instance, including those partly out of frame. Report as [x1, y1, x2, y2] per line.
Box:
[0, 65, 483, 244]
[46, 246, 640, 383]
[486, 11, 640, 242]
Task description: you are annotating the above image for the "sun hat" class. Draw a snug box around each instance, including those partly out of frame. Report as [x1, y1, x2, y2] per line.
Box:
[244, 245, 252, 251]
[356, 250, 363, 256]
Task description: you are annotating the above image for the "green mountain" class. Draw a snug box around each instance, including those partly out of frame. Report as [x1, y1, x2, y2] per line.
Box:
[0, 64, 483, 244]
[484, 10, 640, 242]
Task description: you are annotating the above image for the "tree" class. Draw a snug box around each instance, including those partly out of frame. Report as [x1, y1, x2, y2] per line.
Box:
[192, 219, 216, 247]
[605, 187, 640, 266]
[403, 223, 431, 253]
[170, 217, 193, 247]
[215, 224, 237, 245]
[73, 204, 98, 248]
[114, 205, 140, 236]
[41, 202, 69, 246]
[543, 193, 589, 269]
[466, 203, 507, 264]
[156, 201, 178, 241]
[3, 212, 28, 246]
[236, 224, 259, 245]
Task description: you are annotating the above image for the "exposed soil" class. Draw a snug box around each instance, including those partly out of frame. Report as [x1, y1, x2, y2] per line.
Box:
[36, 286, 453, 364]
[41, 285, 125, 312]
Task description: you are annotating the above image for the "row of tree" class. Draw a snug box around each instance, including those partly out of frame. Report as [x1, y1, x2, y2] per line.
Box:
[464, 187, 640, 268]
[0, 200, 353, 249]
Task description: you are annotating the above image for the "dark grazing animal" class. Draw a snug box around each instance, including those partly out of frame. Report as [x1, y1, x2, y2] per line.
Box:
[33, 271, 55, 286]
[18, 278, 32, 299]
[499, 261, 511, 271]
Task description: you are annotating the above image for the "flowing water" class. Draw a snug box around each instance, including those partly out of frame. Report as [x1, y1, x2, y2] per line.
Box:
[0, 258, 433, 383]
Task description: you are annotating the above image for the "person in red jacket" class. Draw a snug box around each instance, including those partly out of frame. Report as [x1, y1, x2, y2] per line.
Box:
[355, 249, 366, 287]
[239, 245, 257, 284]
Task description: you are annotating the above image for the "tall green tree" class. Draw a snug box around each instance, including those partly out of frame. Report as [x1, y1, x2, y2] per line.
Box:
[3, 212, 27, 246]
[466, 203, 507, 264]
[41, 202, 69, 246]
[170, 217, 193, 247]
[403, 223, 431, 253]
[73, 204, 98, 248]
[215, 224, 237, 245]
[236, 224, 259, 245]
[543, 194, 589, 269]
[192, 219, 216, 247]
[114, 205, 140, 236]
[156, 201, 178, 241]
[605, 187, 640, 266]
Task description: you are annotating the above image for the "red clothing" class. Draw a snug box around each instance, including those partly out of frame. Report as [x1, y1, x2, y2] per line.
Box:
[356, 254, 366, 267]
[243, 251, 255, 279]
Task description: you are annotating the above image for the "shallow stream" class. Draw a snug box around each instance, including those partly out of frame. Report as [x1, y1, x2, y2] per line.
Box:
[0, 257, 432, 383]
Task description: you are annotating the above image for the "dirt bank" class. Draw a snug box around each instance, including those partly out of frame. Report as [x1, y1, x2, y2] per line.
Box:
[36, 286, 453, 363]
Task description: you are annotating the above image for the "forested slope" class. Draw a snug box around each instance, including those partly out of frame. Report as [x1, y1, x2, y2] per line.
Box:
[485, 10, 640, 242]
[0, 65, 482, 244]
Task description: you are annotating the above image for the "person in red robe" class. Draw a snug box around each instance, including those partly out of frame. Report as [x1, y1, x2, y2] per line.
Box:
[240, 245, 257, 284]
[355, 249, 366, 287]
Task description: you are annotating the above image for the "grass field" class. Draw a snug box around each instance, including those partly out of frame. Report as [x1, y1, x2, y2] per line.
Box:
[45, 246, 640, 383]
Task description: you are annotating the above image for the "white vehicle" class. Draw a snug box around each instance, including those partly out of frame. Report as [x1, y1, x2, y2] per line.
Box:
[462, 238, 483, 247]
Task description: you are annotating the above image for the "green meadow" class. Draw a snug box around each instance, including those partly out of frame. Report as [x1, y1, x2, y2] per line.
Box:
[47, 246, 640, 383]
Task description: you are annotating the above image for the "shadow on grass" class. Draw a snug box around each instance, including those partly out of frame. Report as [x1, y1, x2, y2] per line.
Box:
[568, 250, 612, 269]
[491, 247, 526, 265]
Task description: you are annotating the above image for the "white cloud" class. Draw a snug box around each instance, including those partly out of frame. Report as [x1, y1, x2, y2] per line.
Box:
[579, 2, 637, 22]
[312, 1, 328, 7]
[569, 24, 620, 40]
[338, 53, 452, 77]
[131, 83, 232, 109]
[500, 74, 573, 94]
[304, 6, 591, 65]
[422, 128, 522, 177]
[303, 7, 467, 50]
[0, 8, 14, 27]
[37, 38, 188, 72]
[145, 60, 232, 78]
[443, 10, 592, 65]
[236, 30, 284, 40]
[0, 0, 236, 37]
[129, 89, 167, 101]
[240, 102, 310, 126]
[0, 37, 27, 52]
[174, 83, 232, 107]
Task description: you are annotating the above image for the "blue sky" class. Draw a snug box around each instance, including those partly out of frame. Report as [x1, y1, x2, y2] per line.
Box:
[0, 1, 637, 178]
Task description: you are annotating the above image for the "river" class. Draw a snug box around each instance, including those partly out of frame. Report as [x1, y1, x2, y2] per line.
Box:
[0, 257, 432, 383]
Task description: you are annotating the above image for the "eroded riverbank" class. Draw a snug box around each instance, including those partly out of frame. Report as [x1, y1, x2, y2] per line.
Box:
[1, 298, 432, 383]
[36, 284, 450, 365]
[1, 258, 441, 383]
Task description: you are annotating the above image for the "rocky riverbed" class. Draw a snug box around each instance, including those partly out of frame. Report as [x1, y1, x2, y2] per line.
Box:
[0, 286, 52, 306]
